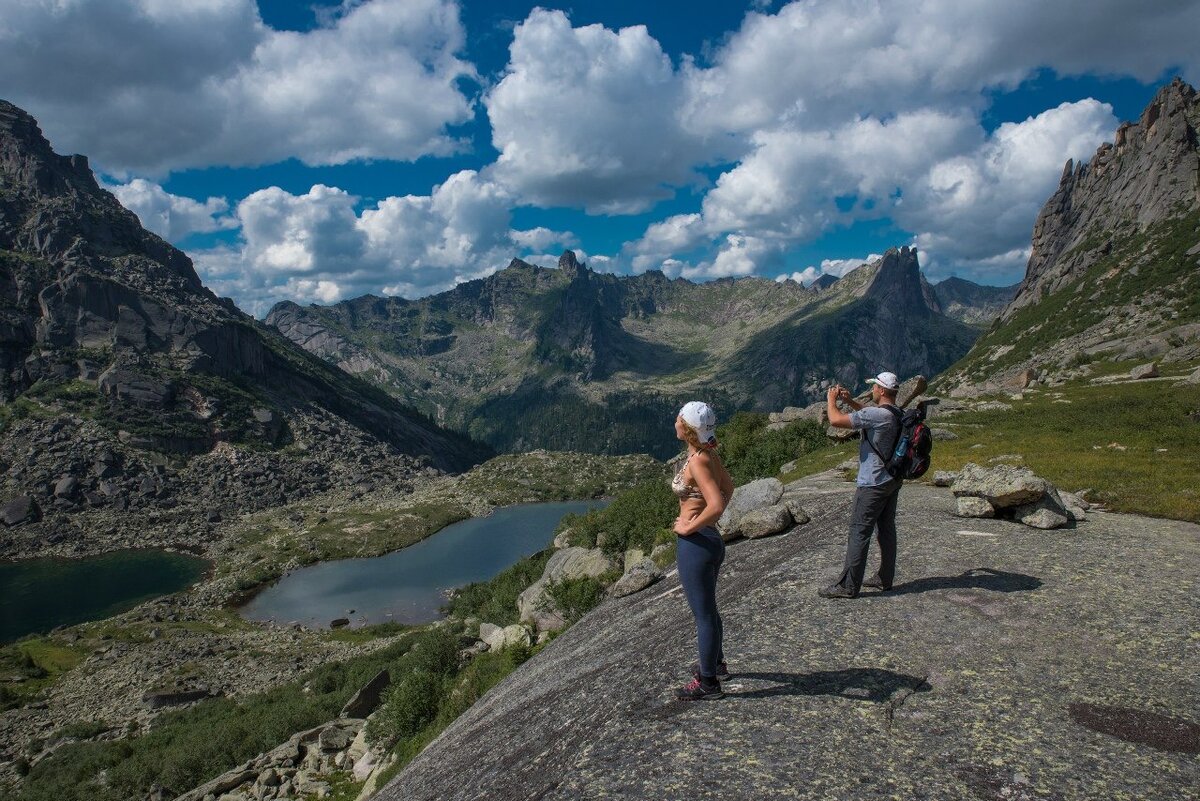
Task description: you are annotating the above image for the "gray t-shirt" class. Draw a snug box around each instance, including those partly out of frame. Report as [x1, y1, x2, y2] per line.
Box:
[851, 405, 901, 487]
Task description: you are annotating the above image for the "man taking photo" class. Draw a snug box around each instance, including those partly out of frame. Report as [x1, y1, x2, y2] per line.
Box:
[819, 371, 903, 599]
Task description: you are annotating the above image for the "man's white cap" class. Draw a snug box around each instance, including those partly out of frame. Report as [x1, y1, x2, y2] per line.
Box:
[679, 401, 718, 445]
[866, 371, 900, 391]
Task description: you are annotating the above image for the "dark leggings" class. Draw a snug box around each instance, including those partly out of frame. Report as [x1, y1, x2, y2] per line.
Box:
[677, 526, 725, 679]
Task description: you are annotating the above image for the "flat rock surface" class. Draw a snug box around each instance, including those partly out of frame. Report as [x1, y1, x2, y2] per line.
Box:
[379, 470, 1200, 801]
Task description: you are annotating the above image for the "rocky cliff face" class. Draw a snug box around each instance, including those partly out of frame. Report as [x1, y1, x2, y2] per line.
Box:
[939, 78, 1200, 392]
[268, 247, 989, 457]
[0, 99, 486, 557]
[1007, 78, 1199, 319]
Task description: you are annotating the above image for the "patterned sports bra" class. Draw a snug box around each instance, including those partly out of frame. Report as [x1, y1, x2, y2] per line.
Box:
[671, 451, 726, 502]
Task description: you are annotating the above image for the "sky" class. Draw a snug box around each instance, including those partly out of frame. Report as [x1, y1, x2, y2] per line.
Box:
[1, 0, 1197, 317]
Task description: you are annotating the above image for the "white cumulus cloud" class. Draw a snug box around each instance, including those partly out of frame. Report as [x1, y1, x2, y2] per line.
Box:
[484, 8, 718, 213]
[0, 0, 476, 174]
[108, 179, 237, 241]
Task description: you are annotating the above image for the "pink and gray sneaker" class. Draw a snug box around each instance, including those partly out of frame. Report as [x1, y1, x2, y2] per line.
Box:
[676, 676, 724, 701]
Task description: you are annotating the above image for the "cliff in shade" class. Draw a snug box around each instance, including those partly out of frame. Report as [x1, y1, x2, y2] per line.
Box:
[939, 78, 1200, 392]
[0, 99, 487, 557]
[268, 248, 998, 458]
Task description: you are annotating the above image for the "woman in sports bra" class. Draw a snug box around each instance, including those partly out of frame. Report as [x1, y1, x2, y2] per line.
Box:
[671, 401, 735, 700]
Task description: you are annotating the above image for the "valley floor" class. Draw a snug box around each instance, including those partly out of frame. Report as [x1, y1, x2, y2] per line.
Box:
[380, 471, 1200, 801]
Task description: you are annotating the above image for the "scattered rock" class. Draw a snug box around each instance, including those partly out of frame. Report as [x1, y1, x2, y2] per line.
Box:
[329, 618, 350, 629]
[780, 495, 810, 526]
[956, 497, 996, 518]
[53, 475, 80, 498]
[1012, 490, 1070, 530]
[1129, 362, 1159, 380]
[931, 428, 959, 441]
[931, 471, 958, 487]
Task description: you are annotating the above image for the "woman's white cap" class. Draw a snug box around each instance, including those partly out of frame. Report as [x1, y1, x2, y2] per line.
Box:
[679, 401, 717, 445]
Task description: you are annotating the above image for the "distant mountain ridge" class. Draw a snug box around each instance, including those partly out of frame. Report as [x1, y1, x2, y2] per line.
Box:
[268, 247, 1001, 457]
[939, 77, 1200, 391]
[0, 99, 486, 555]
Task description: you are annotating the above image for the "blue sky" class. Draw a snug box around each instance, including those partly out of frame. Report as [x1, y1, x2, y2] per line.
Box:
[1, 0, 1196, 315]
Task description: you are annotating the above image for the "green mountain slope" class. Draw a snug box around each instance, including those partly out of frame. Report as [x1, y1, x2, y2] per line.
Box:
[269, 248, 986, 458]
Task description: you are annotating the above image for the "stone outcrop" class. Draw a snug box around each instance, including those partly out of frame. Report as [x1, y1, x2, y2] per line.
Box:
[375, 473, 1200, 801]
[174, 717, 377, 801]
[518, 547, 617, 631]
[952, 463, 1072, 529]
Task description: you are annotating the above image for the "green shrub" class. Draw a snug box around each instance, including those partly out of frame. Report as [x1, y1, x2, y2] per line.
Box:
[717, 413, 828, 484]
[366, 628, 461, 747]
[543, 574, 615, 624]
[370, 670, 445, 746]
[444, 550, 554, 625]
[555, 480, 676, 556]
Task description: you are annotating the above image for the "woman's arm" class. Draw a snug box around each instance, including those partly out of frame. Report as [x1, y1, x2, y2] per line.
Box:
[673, 451, 727, 535]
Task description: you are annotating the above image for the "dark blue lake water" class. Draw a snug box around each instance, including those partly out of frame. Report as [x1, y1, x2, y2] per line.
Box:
[239, 500, 607, 628]
[0, 550, 210, 642]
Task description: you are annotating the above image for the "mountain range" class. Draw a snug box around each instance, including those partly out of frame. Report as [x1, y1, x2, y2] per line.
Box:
[268, 249, 1012, 457]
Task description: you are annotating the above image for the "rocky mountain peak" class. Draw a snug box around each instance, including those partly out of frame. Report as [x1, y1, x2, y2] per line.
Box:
[0, 98, 202, 290]
[557, 249, 586, 279]
[854, 246, 938, 317]
[1003, 76, 1199, 319]
[0, 100, 97, 199]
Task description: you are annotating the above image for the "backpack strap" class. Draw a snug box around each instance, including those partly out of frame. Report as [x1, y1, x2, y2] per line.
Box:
[864, 405, 904, 467]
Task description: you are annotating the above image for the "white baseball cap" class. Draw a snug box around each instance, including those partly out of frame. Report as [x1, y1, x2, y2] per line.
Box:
[679, 401, 718, 445]
[866, 371, 900, 391]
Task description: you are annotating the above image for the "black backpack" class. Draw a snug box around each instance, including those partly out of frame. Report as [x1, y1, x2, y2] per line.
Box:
[866, 404, 933, 480]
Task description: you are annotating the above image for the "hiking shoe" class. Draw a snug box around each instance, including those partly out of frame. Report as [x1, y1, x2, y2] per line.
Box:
[675, 676, 724, 701]
[818, 583, 858, 599]
[862, 576, 891, 591]
[691, 661, 732, 682]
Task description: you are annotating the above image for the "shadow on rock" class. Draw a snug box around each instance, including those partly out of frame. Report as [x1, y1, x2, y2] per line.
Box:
[734, 668, 931, 702]
[888, 567, 1042, 596]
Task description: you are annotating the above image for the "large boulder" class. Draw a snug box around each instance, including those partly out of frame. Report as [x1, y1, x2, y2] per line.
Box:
[340, 670, 391, 718]
[956, 496, 996, 518]
[2, 496, 40, 527]
[480, 624, 530, 652]
[1012, 489, 1070, 530]
[730, 505, 794, 539]
[518, 547, 617, 630]
[1129, 362, 1159, 380]
[951, 463, 1051, 509]
[608, 558, 663, 598]
[717, 478, 784, 541]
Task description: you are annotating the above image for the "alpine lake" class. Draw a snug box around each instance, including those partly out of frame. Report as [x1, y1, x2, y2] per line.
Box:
[239, 500, 608, 629]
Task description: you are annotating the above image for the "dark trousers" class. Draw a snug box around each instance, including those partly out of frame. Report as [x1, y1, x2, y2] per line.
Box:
[835, 478, 902, 593]
[677, 526, 725, 679]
